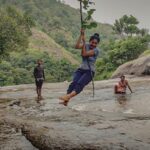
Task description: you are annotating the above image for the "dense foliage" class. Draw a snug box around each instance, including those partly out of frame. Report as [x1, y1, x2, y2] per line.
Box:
[95, 35, 150, 80]
[94, 15, 150, 80]
[0, 6, 76, 86]
[0, 49, 76, 85]
[0, 6, 34, 59]
[0, 0, 117, 49]
[0, 1, 150, 86]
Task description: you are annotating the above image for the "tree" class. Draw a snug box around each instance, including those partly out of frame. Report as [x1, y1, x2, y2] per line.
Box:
[95, 35, 150, 80]
[0, 6, 34, 59]
[109, 37, 148, 66]
[113, 18, 123, 37]
[139, 28, 149, 37]
[113, 15, 142, 38]
[78, 0, 97, 29]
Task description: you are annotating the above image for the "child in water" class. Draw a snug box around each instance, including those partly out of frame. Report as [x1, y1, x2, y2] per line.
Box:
[114, 75, 133, 94]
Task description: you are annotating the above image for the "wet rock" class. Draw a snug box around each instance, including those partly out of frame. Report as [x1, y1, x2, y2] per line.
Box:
[0, 120, 37, 150]
[9, 100, 21, 106]
[1, 79, 150, 149]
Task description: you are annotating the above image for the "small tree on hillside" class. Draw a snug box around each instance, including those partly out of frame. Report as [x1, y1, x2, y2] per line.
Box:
[78, 0, 97, 29]
[113, 15, 147, 38]
[0, 6, 34, 60]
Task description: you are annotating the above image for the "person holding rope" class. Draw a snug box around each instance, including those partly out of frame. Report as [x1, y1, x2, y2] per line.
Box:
[59, 29, 100, 106]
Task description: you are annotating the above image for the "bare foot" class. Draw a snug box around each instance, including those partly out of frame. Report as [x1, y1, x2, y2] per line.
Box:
[59, 95, 70, 106]
[39, 96, 44, 100]
[59, 101, 68, 106]
[37, 95, 40, 100]
[59, 95, 70, 101]
[36, 96, 41, 104]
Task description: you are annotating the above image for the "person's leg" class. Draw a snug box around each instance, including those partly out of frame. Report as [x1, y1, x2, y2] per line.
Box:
[38, 88, 40, 98]
[59, 69, 83, 105]
[60, 69, 83, 99]
[67, 69, 83, 94]
[36, 80, 39, 97]
[38, 80, 43, 99]
[74, 70, 93, 94]
[59, 90, 77, 106]
[38, 88, 41, 97]
[36, 87, 38, 95]
[59, 70, 93, 106]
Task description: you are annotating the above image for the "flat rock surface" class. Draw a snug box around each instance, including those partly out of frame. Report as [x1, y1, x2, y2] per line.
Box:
[0, 77, 150, 150]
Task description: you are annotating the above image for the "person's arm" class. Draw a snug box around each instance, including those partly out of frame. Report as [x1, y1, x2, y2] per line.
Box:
[126, 81, 133, 93]
[80, 29, 97, 57]
[75, 29, 85, 49]
[82, 44, 95, 57]
[81, 37, 95, 57]
[43, 69, 45, 80]
[75, 35, 83, 49]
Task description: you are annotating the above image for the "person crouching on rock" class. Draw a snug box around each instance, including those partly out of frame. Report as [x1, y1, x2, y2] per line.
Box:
[59, 29, 100, 106]
[33, 59, 45, 100]
[114, 75, 133, 94]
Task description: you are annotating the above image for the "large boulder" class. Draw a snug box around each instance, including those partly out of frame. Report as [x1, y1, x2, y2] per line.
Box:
[112, 55, 150, 78]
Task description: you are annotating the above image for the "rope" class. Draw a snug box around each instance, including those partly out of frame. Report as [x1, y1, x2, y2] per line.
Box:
[80, 1, 95, 98]
[86, 59, 95, 98]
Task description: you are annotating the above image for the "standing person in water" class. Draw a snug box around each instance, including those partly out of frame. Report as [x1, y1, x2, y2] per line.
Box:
[114, 75, 133, 94]
[59, 29, 100, 106]
[33, 59, 45, 100]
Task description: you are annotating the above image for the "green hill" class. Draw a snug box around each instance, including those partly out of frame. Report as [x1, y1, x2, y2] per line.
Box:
[29, 28, 79, 65]
[0, 0, 117, 49]
[0, 0, 119, 85]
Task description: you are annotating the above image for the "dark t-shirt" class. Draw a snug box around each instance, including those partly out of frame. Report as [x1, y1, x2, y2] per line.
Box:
[34, 65, 45, 80]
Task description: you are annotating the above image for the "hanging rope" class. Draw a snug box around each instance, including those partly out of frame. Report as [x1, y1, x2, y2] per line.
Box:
[80, 1, 83, 27]
[79, 1, 95, 98]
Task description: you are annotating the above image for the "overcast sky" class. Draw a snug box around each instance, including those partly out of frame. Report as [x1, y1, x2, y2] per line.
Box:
[64, 0, 150, 31]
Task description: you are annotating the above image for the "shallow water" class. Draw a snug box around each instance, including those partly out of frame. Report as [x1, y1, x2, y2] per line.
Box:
[0, 77, 150, 149]
[71, 81, 150, 116]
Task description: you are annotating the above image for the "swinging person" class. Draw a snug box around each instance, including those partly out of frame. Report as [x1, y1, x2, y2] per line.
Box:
[59, 29, 100, 106]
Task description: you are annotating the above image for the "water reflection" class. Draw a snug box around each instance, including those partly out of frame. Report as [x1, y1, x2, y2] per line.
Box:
[115, 94, 131, 108]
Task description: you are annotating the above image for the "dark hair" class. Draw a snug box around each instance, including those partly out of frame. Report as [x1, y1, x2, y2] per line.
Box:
[89, 33, 100, 43]
[120, 74, 125, 78]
